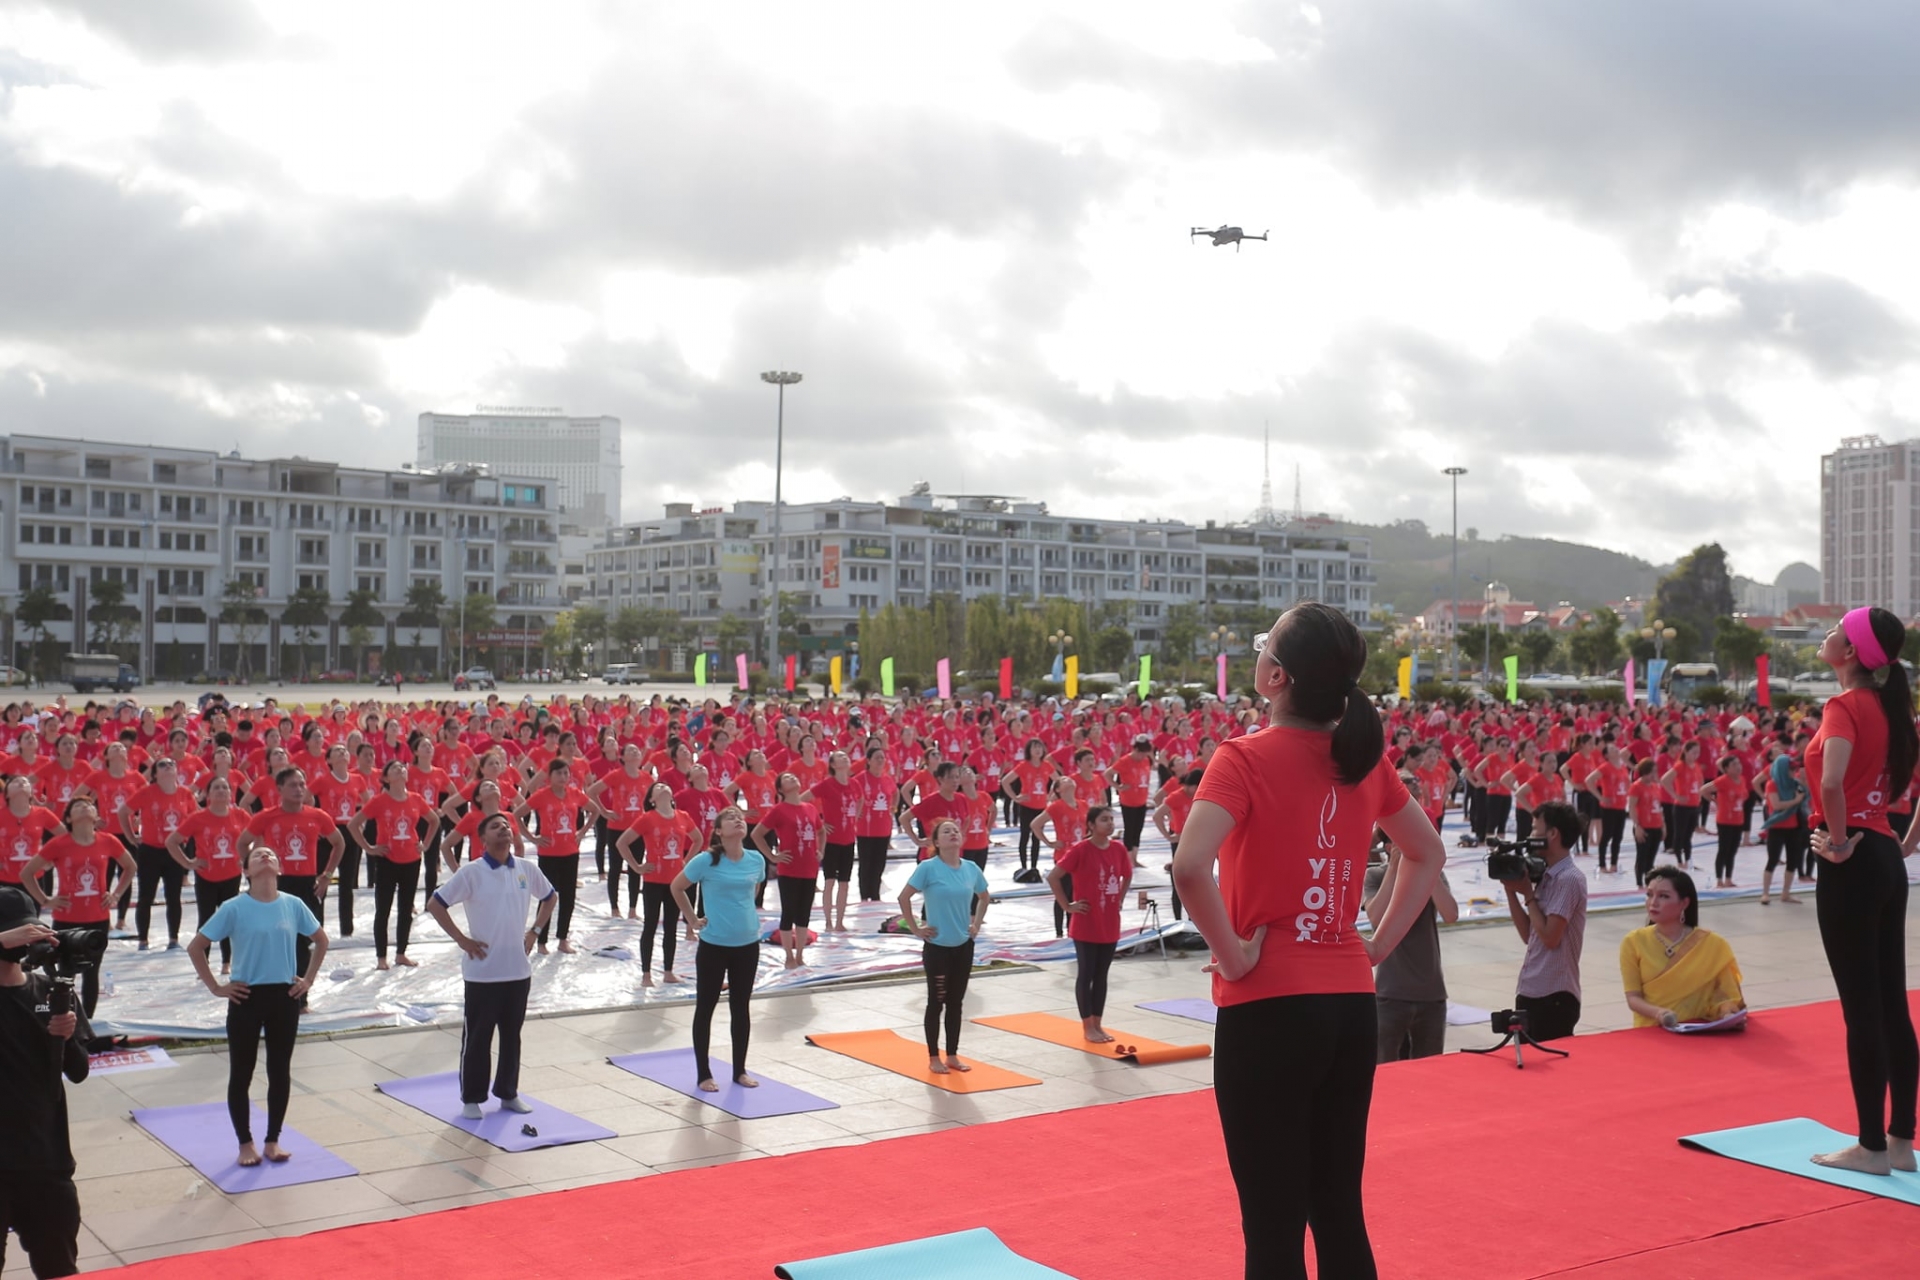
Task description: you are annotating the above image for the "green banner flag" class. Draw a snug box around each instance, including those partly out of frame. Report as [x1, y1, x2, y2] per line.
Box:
[1138, 654, 1152, 698]
[694, 654, 707, 687]
[1504, 653, 1519, 703]
[881, 657, 895, 698]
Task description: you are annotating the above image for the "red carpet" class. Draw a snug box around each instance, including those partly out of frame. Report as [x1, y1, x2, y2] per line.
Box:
[109, 995, 1918, 1279]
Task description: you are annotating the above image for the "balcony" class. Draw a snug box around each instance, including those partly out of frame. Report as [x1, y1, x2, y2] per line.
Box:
[296, 553, 330, 567]
[289, 516, 332, 530]
[229, 511, 273, 527]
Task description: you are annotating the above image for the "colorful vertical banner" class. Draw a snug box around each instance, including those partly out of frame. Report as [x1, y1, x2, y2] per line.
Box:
[735, 653, 749, 691]
[1410, 655, 1419, 689]
[1623, 657, 1636, 706]
[850, 652, 860, 680]
[1647, 658, 1668, 707]
[1396, 656, 1412, 700]
[821, 543, 841, 589]
[694, 654, 707, 687]
[1218, 652, 1230, 700]
[829, 655, 842, 695]
[1064, 655, 1079, 699]
[881, 657, 895, 698]
[1755, 653, 1771, 708]
[784, 654, 797, 692]
[1050, 649, 1064, 681]
[936, 658, 952, 699]
[1137, 654, 1152, 698]
[999, 657, 1013, 700]
[1503, 654, 1519, 703]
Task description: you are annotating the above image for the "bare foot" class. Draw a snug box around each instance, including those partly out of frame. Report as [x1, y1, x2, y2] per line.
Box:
[697, 1078, 720, 1093]
[944, 1055, 972, 1072]
[376, 960, 390, 971]
[661, 971, 682, 984]
[1782, 894, 1802, 904]
[640, 972, 654, 989]
[396, 954, 418, 968]
[238, 1143, 262, 1167]
[558, 939, 575, 954]
[627, 908, 639, 920]
[220, 964, 231, 976]
[1812, 1143, 1891, 1176]
[928, 1057, 950, 1075]
[1084, 1024, 1115, 1044]
[263, 1141, 291, 1164]
[537, 943, 550, 955]
[736, 1072, 760, 1088]
[1890, 1136, 1917, 1173]
[783, 957, 800, 970]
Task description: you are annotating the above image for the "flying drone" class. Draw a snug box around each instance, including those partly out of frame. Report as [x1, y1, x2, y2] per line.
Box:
[1190, 225, 1268, 251]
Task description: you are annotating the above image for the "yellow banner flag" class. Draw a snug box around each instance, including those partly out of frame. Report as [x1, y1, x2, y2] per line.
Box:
[829, 655, 842, 695]
[1065, 654, 1079, 699]
[1397, 656, 1412, 700]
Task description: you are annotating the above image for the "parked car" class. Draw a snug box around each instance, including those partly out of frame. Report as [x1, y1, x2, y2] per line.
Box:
[453, 667, 497, 691]
[0, 665, 26, 686]
[602, 663, 645, 685]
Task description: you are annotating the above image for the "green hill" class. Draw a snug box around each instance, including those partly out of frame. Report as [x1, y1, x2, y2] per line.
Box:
[1325, 519, 1663, 616]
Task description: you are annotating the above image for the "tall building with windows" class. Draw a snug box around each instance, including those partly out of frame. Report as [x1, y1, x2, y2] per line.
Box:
[417, 409, 622, 530]
[1820, 435, 1920, 616]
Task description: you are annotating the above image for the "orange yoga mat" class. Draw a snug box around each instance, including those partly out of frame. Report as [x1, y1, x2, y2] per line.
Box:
[804, 1029, 1041, 1093]
[973, 1012, 1212, 1065]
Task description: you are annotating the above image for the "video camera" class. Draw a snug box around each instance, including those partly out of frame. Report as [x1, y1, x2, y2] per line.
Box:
[1489, 1008, 1531, 1035]
[1485, 836, 1547, 885]
[19, 928, 107, 1018]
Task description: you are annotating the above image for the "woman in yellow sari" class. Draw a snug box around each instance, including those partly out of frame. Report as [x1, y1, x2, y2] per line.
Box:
[1621, 867, 1746, 1029]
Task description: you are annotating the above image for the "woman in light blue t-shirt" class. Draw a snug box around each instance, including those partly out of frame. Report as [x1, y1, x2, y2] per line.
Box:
[672, 807, 768, 1093]
[901, 819, 990, 1074]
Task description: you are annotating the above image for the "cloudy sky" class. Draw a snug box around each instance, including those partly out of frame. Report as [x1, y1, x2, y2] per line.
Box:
[4, 1, 1918, 581]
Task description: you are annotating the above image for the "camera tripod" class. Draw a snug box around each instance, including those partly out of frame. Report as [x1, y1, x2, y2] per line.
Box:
[1464, 1017, 1570, 1070]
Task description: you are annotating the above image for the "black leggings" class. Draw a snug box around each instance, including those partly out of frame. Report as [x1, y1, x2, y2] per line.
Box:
[1015, 804, 1045, 866]
[1215, 993, 1378, 1280]
[536, 854, 578, 944]
[1715, 824, 1742, 881]
[922, 939, 975, 1056]
[692, 939, 758, 1085]
[1669, 804, 1699, 861]
[134, 843, 186, 945]
[1598, 809, 1626, 869]
[608, 856, 641, 913]
[640, 881, 681, 972]
[855, 835, 891, 901]
[1073, 940, 1116, 1020]
[1514, 807, 1533, 842]
[372, 857, 419, 961]
[1816, 829, 1918, 1151]
[1766, 826, 1809, 877]
[194, 874, 240, 966]
[1482, 794, 1511, 840]
[778, 874, 817, 933]
[1121, 804, 1147, 852]
[1633, 827, 1661, 887]
[227, 982, 299, 1145]
[333, 826, 362, 935]
[1054, 872, 1074, 938]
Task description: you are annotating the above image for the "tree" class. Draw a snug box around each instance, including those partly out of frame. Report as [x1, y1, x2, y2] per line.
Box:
[610, 606, 648, 659]
[570, 604, 609, 664]
[1565, 608, 1623, 675]
[282, 586, 332, 679]
[1515, 629, 1560, 676]
[88, 578, 133, 652]
[1090, 624, 1134, 673]
[542, 610, 576, 671]
[15, 586, 61, 684]
[1713, 617, 1771, 691]
[220, 578, 267, 683]
[399, 579, 447, 662]
[1161, 604, 1204, 674]
[443, 593, 497, 671]
[1653, 544, 1735, 645]
[714, 612, 750, 661]
[340, 589, 382, 675]
[1452, 623, 1505, 675]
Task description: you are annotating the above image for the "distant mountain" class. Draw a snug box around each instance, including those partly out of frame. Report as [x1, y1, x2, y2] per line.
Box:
[1323, 518, 1663, 616]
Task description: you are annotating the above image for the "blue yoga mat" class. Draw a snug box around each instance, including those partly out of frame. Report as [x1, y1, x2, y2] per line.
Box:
[1138, 998, 1217, 1025]
[376, 1071, 616, 1151]
[774, 1227, 1074, 1279]
[1679, 1116, 1920, 1204]
[608, 1049, 839, 1119]
[133, 1103, 357, 1194]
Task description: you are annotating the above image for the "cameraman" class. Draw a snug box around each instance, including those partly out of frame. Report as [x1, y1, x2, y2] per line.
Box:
[1502, 800, 1588, 1042]
[0, 886, 92, 1278]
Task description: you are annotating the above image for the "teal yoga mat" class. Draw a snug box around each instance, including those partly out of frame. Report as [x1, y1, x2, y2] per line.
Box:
[773, 1227, 1075, 1279]
[1679, 1116, 1920, 1204]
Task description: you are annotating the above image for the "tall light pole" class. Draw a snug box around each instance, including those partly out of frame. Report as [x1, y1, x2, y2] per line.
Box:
[1444, 466, 1468, 679]
[760, 371, 802, 685]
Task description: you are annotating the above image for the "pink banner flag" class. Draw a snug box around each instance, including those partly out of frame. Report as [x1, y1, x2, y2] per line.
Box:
[735, 653, 749, 691]
[936, 658, 951, 699]
[1217, 652, 1228, 700]
[1623, 657, 1636, 706]
[1755, 654, 1771, 708]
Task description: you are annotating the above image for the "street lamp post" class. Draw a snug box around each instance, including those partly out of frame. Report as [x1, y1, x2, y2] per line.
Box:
[1048, 628, 1073, 678]
[760, 371, 803, 684]
[1444, 467, 1468, 680]
[1639, 618, 1678, 700]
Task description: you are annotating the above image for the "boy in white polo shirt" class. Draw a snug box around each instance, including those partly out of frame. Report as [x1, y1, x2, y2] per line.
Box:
[427, 814, 556, 1119]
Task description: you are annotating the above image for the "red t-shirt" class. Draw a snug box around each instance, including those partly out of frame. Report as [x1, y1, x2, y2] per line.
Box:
[40, 834, 117, 923]
[962, 793, 995, 852]
[597, 771, 653, 828]
[1806, 688, 1895, 836]
[1057, 838, 1132, 944]
[1194, 728, 1411, 1007]
[361, 792, 435, 864]
[631, 808, 703, 884]
[809, 776, 861, 845]
[1009, 760, 1053, 809]
[33, 761, 89, 809]
[310, 770, 374, 825]
[1161, 787, 1195, 836]
[1764, 780, 1802, 830]
[1707, 775, 1747, 828]
[83, 768, 144, 823]
[910, 792, 972, 849]
[0, 805, 60, 885]
[1042, 799, 1086, 859]
[673, 786, 725, 843]
[175, 808, 251, 883]
[452, 807, 527, 859]
[733, 772, 779, 821]
[124, 784, 199, 847]
[856, 770, 897, 839]
[1665, 761, 1704, 805]
[246, 806, 336, 877]
[1113, 753, 1155, 807]
[1627, 778, 1665, 829]
[1593, 762, 1630, 810]
[761, 801, 823, 879]
[523, 786, 590, 856]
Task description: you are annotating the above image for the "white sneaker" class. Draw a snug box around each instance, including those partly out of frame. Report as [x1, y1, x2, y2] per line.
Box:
[459, 1103, 484, 1120]
[500, 1096, 533, 1114]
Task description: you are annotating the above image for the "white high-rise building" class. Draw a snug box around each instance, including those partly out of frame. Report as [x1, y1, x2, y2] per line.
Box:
[418, 409, 621, 530]
[1821, 435, 1920, 616]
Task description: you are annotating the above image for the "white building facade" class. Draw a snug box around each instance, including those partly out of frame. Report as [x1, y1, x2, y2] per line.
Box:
[417, 409, 622, 531]
[1820, 434, 1920, 616]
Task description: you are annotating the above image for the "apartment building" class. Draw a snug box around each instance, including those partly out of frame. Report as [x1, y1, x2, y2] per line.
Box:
[418, 409, 622, 531]
[2, 434, 565, 679]
[1821, 434, 1920, 616]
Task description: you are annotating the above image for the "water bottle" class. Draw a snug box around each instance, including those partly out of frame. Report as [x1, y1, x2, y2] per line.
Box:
[103, 971, 116, 998]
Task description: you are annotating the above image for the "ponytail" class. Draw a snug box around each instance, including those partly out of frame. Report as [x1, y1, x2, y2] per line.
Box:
[1272, 602, 1384, 786]
[1866, 608, 1917, 798]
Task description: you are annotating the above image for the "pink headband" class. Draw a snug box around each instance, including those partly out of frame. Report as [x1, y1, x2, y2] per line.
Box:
[1842, 607, 1890, 671]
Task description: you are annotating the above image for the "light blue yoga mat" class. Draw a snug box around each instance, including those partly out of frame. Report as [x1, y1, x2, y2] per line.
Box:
[609, 1048, 839, 1119]
[774, 1227, 1075, 1279]
[1138, 997, 1216, 1025]
[1679, 1116, 1920, 1204]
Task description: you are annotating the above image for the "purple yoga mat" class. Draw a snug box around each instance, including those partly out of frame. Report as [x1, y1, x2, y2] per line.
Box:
[132, 1103, 358, 1193]
[375, 1071, 616, 1151]
[1138, 998, 1218, 1025]
[608, 1049, 840, 1119]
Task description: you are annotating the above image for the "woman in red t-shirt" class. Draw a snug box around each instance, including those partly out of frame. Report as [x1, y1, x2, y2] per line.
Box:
[519, 759, 599, 955]
[804, 751, 861, 933]
[616, 783, 703, 987]
[23, 798, 135, 1016]
[0, 775, 63, 889]
[1703, 755, 1749, 889]
[1660, 741, 1705, 870]
[1627, 760, 1666, 887]
[1049, 806, 1133, 1043]
[1590, 744, 1631, 875]
[1170, 603, 1444, 1277]
[751, 774, 823, 970]
[352, 762, 436, 970]
[1806, 607, 1919, 1176]
[1006, 739, 1054, 881]
[853, 746, 897, 904]
[166, 775, 251, 970]
[1112, 735, 1157, 869]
